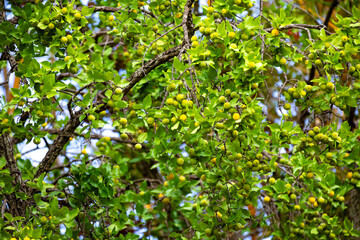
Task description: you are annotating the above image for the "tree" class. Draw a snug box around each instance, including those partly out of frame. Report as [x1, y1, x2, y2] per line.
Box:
[0, 0, 360, 239]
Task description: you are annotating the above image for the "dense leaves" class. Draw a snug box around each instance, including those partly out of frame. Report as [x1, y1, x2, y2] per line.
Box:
[1, 0, 360, 239]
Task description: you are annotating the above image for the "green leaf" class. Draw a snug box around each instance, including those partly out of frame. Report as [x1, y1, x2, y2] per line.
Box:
[138, 132, 147, 143]
[352, 6, 360, 19]
[173, 57, 186, 72]
[345, 217, 353, 231]
[143, 94, 152, 109]
[82, 6, 95, 16]
[218, 21, 226, 36]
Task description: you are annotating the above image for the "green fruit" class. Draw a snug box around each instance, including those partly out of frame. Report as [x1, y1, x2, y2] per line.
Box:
[119, 118, 127, 125]
[147, 117, 155, 125]
[224, 102, 231, 109]
[177, 158, 184, 166]
[40, 216, 48, 225]
[284, 103, 291, 110]
[326, 152, 333, 159]
[135, 143, 142, 150]
[315, 59, 322, 66]
[167, 83, 176, 92]
[205, 228, 212, 236]
[107, 100, 114, 107]
[59, 192, 66, 198]
[219, 96, 226, 103]
[120, 133, 128, 140]
[35, 109, 44, 117]
[115, 88, 123, 94]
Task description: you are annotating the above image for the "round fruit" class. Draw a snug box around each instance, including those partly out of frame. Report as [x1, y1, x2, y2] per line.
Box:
[40, 216, 47, 225]
[177, 158, 184, 166]
[269, 177, 276, 184]
[305, 85, 312, 92]
[147, 117, 155, 125]
[205, 228, 212, 236]
[167, 83, 176, 92]
[309, 197, 316, 203]
[60, 36, 68, 44]
[74, 12, 82, 20]
[279, 58, 287, 65]
[119, 118, 127, 125]
[271, 28, 279, 36]
[341, 35, 349, 43]
[284, 103, 291, 110]
[264, 196, 271, 202]
[248, 62, 256, 69]
[228, 32, 235, 39]
[326, 82, 334, 90]
[115, 88, 123, 94]
[233, 113, 240, 121]
[120, 133, 128, 140]
[87, 114, 95, 121]
[135, 143, 142, 150]
[326, 152, 333, 159]
[315, 59, 322, 66]
[61, 8, 68, 14]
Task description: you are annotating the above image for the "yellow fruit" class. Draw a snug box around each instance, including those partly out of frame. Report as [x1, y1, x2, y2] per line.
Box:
[61, 8, 68, 14]
[179, 176, 186, 182]
[109, 15, 115, 21]
[167, 173, 175, 180]
[233, 113, 240, 121]
[221, 9, 227, 14]
[211, 158, 217, 164]
[271, 28, 279, 36]
[164, 181, 169, 187]
[347, 172, 353, 179]
[264, 196, 271, 202]
[60, 36, 68, 44]
[81, 149, 87, 154]
[162, 197, 170, 204]
[248, 62, 256, 69]
[216, 211, 223, 218]
[309, 197, 316, 204]
[158, 193, 164, 198]
[119, 118, 127, 125]
[228, 32, 236, 39]
[280, 58, 287, 65]
[201, 174, 206, 181]
[64, 56, 71, 62]
[180, 114, 187, 121]
[74, 12, 82, 20]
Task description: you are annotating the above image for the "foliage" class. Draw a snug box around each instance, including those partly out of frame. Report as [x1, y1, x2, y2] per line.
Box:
[1, 0, 360, 239]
